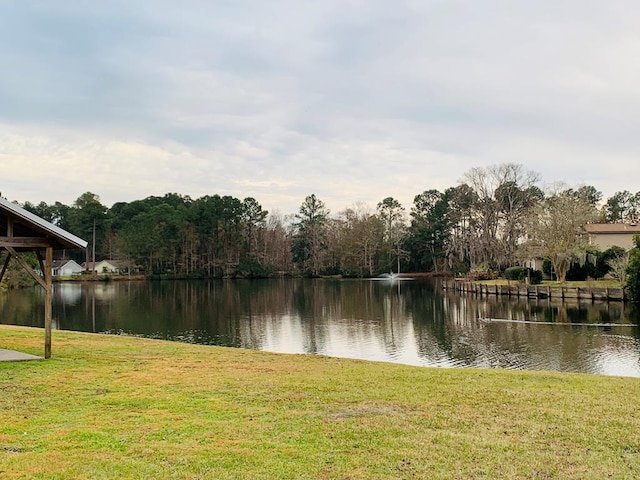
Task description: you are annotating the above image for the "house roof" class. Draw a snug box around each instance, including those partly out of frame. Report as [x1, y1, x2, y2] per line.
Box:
[83, 260, 123, 269]
[0, 196, 88, 250]
[584, 223, 640, 234]
[54, 259, 82, 268]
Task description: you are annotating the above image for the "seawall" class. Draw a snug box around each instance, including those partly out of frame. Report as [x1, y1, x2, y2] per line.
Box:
[442, 280, 627, 301]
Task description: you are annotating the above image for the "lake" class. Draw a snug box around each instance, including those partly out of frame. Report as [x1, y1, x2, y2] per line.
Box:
[1, 278, 640, 377]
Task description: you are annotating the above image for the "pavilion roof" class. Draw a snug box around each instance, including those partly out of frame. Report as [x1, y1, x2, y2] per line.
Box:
[0, 197, 88, 251]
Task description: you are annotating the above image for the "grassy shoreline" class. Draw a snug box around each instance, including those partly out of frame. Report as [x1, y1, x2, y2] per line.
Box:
[1, 326, 639, 479]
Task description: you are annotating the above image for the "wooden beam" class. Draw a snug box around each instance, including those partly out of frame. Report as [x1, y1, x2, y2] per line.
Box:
[44, 246, 53, 359]
[36, 250, 46, 278]
[0, 236, 51, 248]
[0, 251, 11, 283]
[4, 246, 47, 290]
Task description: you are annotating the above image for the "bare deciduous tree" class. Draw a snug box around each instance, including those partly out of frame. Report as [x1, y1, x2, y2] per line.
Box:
[460, 163, 540, 269]
[524, 183, 599, 283]
[331, 204, 383, 276]
[607, 253, 630, 286]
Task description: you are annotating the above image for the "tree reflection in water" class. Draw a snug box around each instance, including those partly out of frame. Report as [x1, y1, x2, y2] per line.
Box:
[1, 279, 639, 377]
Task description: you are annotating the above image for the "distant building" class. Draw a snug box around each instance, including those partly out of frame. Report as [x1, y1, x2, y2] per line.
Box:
[83, 260, 124, 274]
[583, 223, 640, 250]
[519, 243, 546, 274]
[52, 259, 83, 277]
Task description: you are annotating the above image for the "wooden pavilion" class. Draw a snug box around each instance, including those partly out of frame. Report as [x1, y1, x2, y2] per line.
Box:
[0, 197, 87, 358]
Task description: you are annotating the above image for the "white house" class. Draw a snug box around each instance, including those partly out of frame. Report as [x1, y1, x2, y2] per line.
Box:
[52, 259, 84, 277]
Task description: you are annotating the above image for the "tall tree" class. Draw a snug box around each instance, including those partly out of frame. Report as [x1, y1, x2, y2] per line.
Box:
[445, 184, 479, 273]
[603, 190, 640, 223]
[495, 181, 543, 266]
[376, 197, 406, 274]
[241, 197, 268, 261]
[292, 194, 329, 276]
[406, 189, 451, 272]
[461, 163, 540, 269]
[569, 185, 602, 208]
[330, 204, 383, 276]
[67, 192, 109, 266]
[263, 210, 293, 273]
[22, 201, 55, 223]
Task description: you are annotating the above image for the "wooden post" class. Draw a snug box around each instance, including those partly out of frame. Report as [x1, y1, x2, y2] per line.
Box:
[44, 246, 53, 359]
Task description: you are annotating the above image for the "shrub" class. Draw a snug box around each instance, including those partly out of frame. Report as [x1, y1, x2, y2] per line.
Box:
[236, 258, 275, 278]
[544, 248, 608, 281]
[600, 246, 626, 277]
[504, 267, 528, 281]
[626, 235, 640, 302]
[530, 269, 543, 285]
[542, 258, 553, 279]
[466, 270, 498, 281]
[504, 267, 542, 285]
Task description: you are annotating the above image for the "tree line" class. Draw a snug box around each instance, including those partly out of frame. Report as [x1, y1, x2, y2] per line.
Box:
[19, 163, 640, 286]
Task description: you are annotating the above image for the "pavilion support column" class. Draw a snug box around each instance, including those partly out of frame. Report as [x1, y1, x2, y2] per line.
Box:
[44, 246, 53, 359]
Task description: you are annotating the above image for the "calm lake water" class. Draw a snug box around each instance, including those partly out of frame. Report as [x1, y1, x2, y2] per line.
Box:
[2, 278, 640, 377]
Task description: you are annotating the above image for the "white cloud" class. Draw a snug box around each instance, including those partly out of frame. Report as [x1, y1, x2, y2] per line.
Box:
[1, 1, 639, 214]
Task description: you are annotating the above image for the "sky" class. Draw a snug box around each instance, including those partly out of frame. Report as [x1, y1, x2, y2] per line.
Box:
[1, 1, 639, 215]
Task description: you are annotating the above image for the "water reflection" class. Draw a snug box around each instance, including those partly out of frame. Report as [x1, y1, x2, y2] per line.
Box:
[1, 279, 639, 377]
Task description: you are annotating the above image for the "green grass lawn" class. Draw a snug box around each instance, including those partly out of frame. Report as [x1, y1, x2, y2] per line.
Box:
[1, 326, 639, 479]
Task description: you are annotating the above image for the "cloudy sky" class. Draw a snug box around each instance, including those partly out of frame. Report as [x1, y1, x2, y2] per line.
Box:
[1, 1, 639, 214]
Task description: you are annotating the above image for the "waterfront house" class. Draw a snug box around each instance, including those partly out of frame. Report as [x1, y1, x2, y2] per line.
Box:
[83, 259, 122, 274]
[583, 223, 640, 250]
[52, 259, 83, 277]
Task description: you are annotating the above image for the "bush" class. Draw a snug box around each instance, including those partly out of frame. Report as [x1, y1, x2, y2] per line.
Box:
[236, 258, 275, 278]
[600, 246, 626, 277]
[565, 247, 601, 281]
[626, 236, 640, 302]
[504, 267, 528, 281]
[544, 247, 609, 281]
[466, 270, 498, 281]
[504, 267, 542, 285]
[530, 269, 543, 285]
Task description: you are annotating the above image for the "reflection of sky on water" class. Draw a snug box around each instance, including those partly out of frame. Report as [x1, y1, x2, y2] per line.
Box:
[4, 280, 640, 377]
[53, 283, 118, 304]
[591, 335, 640, 377]
[244, 312, 444, 367]
[54, 283, 82, 305]
[252, 312, 640, 376]
[234, 280, 640, 377]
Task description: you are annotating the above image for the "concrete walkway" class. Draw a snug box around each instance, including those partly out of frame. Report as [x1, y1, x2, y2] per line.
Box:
[0, 348, 43, 362]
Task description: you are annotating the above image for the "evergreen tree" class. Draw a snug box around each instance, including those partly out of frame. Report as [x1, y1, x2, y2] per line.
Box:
[626, 235, 640, 301]
[292, 194, 329, 276]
